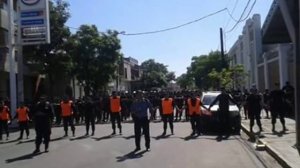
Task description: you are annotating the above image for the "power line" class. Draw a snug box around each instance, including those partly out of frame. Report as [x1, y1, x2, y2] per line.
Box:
[225, 0, 252, 33]
[119, 8, 228, 36]
[224, 0, 239, 29]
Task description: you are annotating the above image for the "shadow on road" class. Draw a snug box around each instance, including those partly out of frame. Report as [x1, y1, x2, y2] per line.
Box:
[116, 149, 147, 162]
[153, 134, 171, 140]
[5, 152, 43, 163]
[70, 135, 89, 141]
[51, 136, 67, 142]
[0, 138, 20, 144]
[181, 135, 200, 141]
[122, 135, 135, 140]
[92, 134, 113, 141]
[16, 139, 35, 145]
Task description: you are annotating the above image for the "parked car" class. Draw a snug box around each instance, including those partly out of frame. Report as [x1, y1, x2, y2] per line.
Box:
[200, 91, 241, 134]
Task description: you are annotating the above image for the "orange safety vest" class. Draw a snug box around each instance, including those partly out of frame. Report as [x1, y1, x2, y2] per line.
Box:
[61, 101, 73, 117]
[187, 98, 202, 116]
[0, 106, 10, 120]
[110, 96, 121, 113]
[17, 107, 29, 122]
[162, 98, 174, 115]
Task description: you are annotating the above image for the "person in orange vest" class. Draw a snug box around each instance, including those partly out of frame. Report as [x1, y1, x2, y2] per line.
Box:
[161, 93, 175, 136]
[60, 96, 76, 137]
[109, 91, 122, 135]
[0, 101, 11, 140]
[14, 103, 30, 139]
[187, 93, 209, 136]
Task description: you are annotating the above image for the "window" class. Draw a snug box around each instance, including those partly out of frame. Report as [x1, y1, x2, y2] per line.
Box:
[0, 28, 8, 46]
[0, 0, 7, 9]
[124, 68, 128, 79]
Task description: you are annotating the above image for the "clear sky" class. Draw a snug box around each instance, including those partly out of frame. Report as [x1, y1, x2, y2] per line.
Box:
[66, 0, 274, 77]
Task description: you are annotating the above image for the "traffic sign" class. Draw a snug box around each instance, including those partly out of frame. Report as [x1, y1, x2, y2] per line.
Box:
[19, 0, 50, 45]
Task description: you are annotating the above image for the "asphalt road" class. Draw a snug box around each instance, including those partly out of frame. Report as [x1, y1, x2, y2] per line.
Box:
[0, 121, 269, 168]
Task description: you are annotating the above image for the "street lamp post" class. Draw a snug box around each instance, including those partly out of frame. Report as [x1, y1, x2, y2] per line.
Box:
[7, 0, 17, 117]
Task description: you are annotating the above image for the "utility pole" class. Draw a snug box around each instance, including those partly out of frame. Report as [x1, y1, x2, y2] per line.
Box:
[220, 28, 226, 69]
[8, 0, 17, 117]
[17, 1, 24, 105]
[295, 0, 300, 150]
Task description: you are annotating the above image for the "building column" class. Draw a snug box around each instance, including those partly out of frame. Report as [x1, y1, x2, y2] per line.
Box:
[263, 53, 269, 89]
[278, 45, 288, 88]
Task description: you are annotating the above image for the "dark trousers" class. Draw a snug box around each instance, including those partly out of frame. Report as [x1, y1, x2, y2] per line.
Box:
[162, 114, 173, 133]
[175, 108, 183, 121]
[249, 110, 262, 131]
[271, 110, 285, 127]
[19, 121, 30, 138]
[35, 118, 51, 150]
[62, 116, 75, 134]
[102, 110, 110, 122]
[0, 120, 9, 139]
[190, 115, 201, 134]
[111, 113, 122, 132]
[85, 116, 95, 134]
[134, 117, 150, 149]
[218, 111, 230, 136]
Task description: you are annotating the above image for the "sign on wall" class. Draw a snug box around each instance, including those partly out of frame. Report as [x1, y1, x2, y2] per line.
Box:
[19, 0, 50, 45]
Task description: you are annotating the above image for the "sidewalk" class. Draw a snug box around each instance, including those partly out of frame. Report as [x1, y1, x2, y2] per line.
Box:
[241, 117, 300, 168]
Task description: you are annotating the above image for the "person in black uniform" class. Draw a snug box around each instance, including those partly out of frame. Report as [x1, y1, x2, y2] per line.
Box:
[246, 88, 263, 132]
[209, 87, 239, 140]
[33, 96, 53, 153]
[263, 89, 270, 119]
[174, 93, 185, 122]
[270, 83, 287, 132]
[84, 97, 96, 136]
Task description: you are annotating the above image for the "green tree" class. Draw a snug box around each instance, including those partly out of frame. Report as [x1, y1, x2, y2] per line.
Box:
[140, 59, 169, 90]
[208, 64, 248, 90]
[188, 51, 228, 89]
[176, 73, 194, 89]
[23, 0, 72, 99]
[72, 25, 122, 95]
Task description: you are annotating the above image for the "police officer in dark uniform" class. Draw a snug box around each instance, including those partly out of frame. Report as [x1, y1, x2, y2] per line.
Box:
[209, 87, 239, 141]
[84, 97, 96, 136]
[33, 96, 53, 153]
[270, 83, 287, 132]
[246, 88, 263, 133]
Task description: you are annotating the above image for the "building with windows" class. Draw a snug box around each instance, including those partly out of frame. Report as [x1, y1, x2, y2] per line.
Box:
[228, 0, 295, 91]
[228, 14, 263, 90]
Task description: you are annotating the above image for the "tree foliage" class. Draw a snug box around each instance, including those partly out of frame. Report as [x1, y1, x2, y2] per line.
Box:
[23, 0, 72, 98]
[71, 25, 122, 95]
[208, 64, 248, 90]
[176, 73, 194, 89]
[188, 51, 228, 89]
[140, 59, 169, 90]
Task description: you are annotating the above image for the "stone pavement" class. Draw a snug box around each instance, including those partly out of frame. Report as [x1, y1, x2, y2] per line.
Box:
[241, 117, 300, 168]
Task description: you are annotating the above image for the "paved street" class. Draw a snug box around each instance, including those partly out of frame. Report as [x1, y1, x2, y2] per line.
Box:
[0, 121, 272, 168]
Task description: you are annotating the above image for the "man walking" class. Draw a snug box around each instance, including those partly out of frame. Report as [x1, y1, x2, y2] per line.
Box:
[110, 91, 122, 135]
[209, 87, 239, 141]
[131, 91, 152, 151]
[60, 96, 76, 137]
[246, 88, 263, 133]
[161, 93, 175, 136]
[270, 83, 287, 132]
[15, 103, 30, 139]
[0, 101, 11, 140]
[33, 96, 53, 153]
[187, 93, 209, 136]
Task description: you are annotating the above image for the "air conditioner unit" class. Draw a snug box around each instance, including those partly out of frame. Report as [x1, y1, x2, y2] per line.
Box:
[0, 9, 9, 30]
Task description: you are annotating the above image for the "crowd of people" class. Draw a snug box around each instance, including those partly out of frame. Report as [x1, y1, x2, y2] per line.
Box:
[0, 81, 294, 153]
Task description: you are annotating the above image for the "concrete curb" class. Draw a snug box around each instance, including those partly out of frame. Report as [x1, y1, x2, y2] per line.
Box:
[241, 123, 292, 168]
